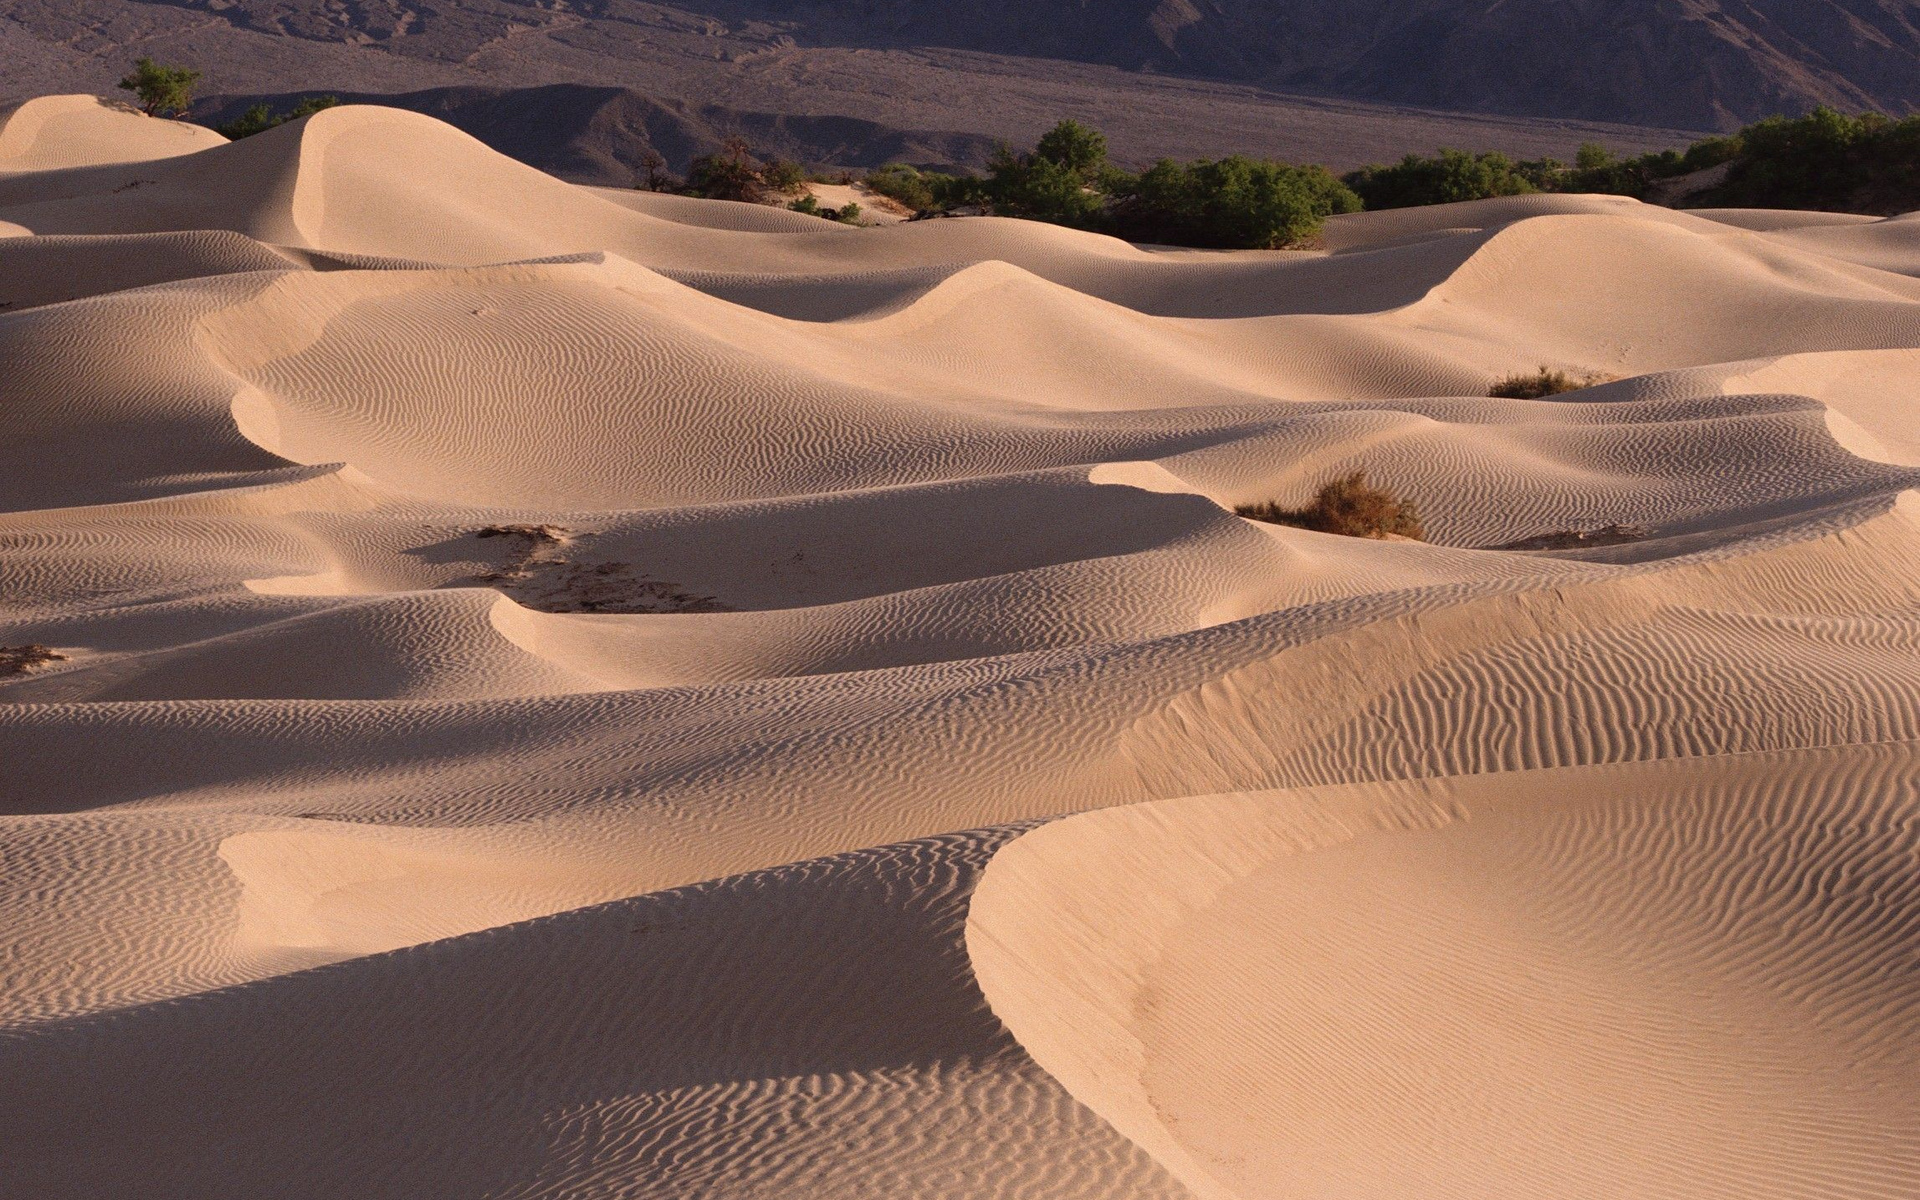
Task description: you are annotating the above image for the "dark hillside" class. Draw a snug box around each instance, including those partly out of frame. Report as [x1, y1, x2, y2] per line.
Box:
[194, 85, 1002, 183]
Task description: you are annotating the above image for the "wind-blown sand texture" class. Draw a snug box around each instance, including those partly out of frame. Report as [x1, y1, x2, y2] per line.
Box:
[3, 94, 1919, 1199]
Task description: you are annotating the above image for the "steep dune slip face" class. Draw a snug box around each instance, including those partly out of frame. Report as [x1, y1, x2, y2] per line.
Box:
[3, 97, 1920, 1198]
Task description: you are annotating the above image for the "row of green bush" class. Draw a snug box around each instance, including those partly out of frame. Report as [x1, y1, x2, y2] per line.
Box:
[863, 108, 1920, 246]
[1340, 108, 1920, 213]
[865, 121, 1361, 249]
[115, 53, 1920, 248]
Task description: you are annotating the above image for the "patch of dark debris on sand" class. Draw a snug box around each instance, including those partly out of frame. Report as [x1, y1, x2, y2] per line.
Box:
[0, 645, 68, 676]
[451, 525, 732, 614]
[1486, 524, 1651, 551]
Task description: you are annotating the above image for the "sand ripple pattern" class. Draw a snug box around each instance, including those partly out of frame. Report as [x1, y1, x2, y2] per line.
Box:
[4, 98, 1920, 1197]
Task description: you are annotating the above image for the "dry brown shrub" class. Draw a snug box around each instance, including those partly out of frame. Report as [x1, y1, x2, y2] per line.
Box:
[1488, 366, 1613, 399]
[0, 644, 67, 676]
[1236, 471, 1426, 540]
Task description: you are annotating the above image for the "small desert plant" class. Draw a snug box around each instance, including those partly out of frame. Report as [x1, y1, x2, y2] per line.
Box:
[759, 158, 807, 194]
[1236, 471, 1426, 540]
[1111, 155, 1360, 248]
[684, 138, 822, 203]
[684, 136, 762, 201]
[1488, 367, 1610, 399]
[1343, 148, 1537, 210]
[865, 163, 939, 212]
[789, 195, 862, 224]
[118, 58, 202, 118]
[215, 95, 339, 139]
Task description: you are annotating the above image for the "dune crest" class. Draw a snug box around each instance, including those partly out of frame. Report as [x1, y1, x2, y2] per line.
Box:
[3, 99, 1919, 1197]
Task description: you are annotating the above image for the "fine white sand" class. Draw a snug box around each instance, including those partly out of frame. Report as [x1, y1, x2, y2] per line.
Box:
[3, 96, 1918, 1198]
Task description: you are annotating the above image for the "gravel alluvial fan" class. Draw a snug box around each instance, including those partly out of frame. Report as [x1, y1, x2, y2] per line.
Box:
[3, 94, 1920, 1198]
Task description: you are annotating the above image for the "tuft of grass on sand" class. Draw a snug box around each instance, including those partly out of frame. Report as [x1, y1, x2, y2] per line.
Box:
[1488, 366, 1614, 399]
[1236, 471, 1426, 540]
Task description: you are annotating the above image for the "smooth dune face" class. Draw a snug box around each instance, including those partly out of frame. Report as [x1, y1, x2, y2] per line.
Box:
[2, 97, 1918, 1198]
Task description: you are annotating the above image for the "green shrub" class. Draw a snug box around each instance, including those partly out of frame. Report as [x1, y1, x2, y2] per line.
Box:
[684, 139, 838, 203]
[759, 158, 807, 194]
[1033, 119, 1108, 178]
[788, 195, 862, 224]
[117, 58, 202, 118]
[958, 120, 1357, 247]
[1236, 472, 1426, 540]
[215, 95, 339, 139]
[1114, 156, 1359, 248]
[1697, 107, 1920, 212]
[982, 126, 1110, 228]
[684, 137, 764, 201]
[218, 104, 277, 140]
[864, 163, 938, 212]
[1343, 149, 1537, 210]
[926, 170, 988, 209]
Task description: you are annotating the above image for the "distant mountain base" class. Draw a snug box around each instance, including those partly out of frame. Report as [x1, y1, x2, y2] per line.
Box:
[195, 85, 1004, 184]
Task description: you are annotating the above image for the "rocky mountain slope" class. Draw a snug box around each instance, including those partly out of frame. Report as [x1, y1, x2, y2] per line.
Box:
[9, 0, 1919, 133]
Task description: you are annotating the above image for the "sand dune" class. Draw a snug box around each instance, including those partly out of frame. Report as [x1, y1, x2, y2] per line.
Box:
[970, 744, 1920, 1200]
[3, 98, 1918, 1197]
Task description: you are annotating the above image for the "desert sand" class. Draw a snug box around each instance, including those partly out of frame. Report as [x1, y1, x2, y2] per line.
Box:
[2, 94, 1917, 1198]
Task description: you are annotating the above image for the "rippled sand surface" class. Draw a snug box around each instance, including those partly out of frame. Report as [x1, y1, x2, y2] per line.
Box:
[4, 94, 1918, 1199]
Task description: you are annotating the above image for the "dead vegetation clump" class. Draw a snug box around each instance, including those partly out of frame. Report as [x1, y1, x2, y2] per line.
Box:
[1486, 523, 1651, 551]
[456, 524, 732, 614]
[1488, 366, 1614, 399]
[475, 523, 570, 544]
[1236, 471, 1426, 541]
[0, 645, 67, 677]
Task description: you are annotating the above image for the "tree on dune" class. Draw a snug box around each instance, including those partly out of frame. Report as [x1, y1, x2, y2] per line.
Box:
[118, 58, 202, 118]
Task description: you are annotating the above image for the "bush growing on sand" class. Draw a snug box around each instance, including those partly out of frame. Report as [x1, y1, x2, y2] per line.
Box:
[979, 120, 1114, 229]
[118, 58, 202, 118]
[1703, 107, 1920, 212]
[684, 137, 765, 202]
[683, 139, 823, 203]
[215, 95, 340, 139]
[788, 194, 862, 224]
[1489, 367, 1606, 399]
[1236, 472, 1426, 540]
[759, 158, 807, 194]
[864, 163, 939, 212]
[1348, 109, 1920, 214]
[1112, 156, 1360, 248]
[1343, 149, 1537, 210]
[887, 120, 1357, 248]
